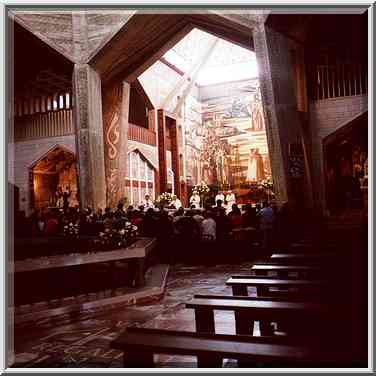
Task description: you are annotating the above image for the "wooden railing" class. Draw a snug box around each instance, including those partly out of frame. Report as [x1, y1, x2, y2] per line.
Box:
[14, 109, 74, 141]
[14, 115, 167, 150]
[128, 123, 157, 146]
[15, 92, 73, 117]
[311, 63, 367, 101]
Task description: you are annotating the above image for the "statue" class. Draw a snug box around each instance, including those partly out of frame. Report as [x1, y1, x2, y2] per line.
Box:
[246, 148, 265, 182]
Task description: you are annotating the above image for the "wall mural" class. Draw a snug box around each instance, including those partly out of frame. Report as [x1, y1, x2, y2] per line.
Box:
[185, 82, 271, 202]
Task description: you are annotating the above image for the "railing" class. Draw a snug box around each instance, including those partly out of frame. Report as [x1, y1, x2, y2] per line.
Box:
[128, 123, 157, 146]
[14, 115, 168, 149]
[15, 92, 73, 117]
[14, 109, 74, 141]
[312, 63, 367, 101]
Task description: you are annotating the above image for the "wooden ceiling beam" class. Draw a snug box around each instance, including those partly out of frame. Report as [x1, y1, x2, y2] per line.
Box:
[187, 14, 254, 51]
[133, 79, 155, 110]
[92, 14, 193, 85]
[124, 21, 194, 83]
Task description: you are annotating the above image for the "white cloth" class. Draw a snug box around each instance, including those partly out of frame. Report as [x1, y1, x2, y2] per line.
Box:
[189, 194, 200, 207]
[226, 193, 236, 212]
[38, 221, 45, 232]
[215, 194, 225, 203]
[143, 199, 154, 209]
[201, 218, 216, 240]
[171, 199, 182, 209]
[258, 207, 274, 230]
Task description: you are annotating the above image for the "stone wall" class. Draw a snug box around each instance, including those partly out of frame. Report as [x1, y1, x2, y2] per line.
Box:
[309, 94, 368, 212]
[10, 135, 76, 214]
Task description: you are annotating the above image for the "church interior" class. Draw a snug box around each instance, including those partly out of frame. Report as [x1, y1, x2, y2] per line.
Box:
[7, 7, 369, 369]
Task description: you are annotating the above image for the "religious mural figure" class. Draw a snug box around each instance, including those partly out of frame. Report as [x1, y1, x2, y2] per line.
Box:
[246, 148, 265, 182]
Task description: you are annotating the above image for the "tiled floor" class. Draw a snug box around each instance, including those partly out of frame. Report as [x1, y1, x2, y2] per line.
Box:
[13, 262, 258, 368]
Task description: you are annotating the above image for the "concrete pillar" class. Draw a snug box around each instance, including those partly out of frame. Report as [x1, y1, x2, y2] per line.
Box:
[169, 119, 181, 198]
[253, 22, 313, 209]
[73, 63, 106, 210]
[157, 109, 167, 194]
[102, 81, 130, 207]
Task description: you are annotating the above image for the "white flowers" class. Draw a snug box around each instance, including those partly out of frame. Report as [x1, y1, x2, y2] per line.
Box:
[259, 177, 273, 191]
[193, 182, 210, 194]
[156, 192, 173, 204]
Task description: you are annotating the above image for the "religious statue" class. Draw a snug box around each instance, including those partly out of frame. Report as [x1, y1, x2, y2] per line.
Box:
[55, 186, 63, 208]
[246, 148, 265, 182]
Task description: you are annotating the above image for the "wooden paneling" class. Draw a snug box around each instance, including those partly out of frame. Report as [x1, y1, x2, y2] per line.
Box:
[128, 123, 157, 146]
[14, 109, 74, 141]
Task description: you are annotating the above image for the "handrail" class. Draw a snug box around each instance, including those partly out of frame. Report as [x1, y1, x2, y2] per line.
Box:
[311, 62, 367, 101]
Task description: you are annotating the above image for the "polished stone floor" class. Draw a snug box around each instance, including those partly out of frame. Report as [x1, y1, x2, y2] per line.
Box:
[13, 262, 258, 368]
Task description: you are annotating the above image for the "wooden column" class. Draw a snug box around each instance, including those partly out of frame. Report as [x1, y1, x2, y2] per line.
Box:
[148, 109, 156, 132]
[73, 63, 106, 210]
[102, 81, 130, 207]
[157, 109, 167, 194]
[169, 118, 181, 198]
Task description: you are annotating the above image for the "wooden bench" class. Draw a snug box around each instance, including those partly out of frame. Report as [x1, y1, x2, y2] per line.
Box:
[251, 264, 321, 279]
[269, 253, 333, 264]
[186, 295, 328, 336]
[226, 277, 326, 297]
[110, 326, 332, 367]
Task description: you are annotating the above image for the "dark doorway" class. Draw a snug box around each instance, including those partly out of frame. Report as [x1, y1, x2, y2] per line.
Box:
[323, 112, 367, 215]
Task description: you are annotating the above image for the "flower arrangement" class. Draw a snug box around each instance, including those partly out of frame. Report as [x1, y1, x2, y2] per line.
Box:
[63, 222, 79, 238]
[155, 192, 174, 206]
[96, 222, 138, 251]
[259, 177, 273, 191]
[193, 182, 210, 195]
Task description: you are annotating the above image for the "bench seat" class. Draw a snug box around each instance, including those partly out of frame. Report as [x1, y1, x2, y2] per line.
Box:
[186, 296, 329, 336]
[251, 264, 321, 278]
[110, 327, 334, 367]
[226, 277, 326, 296]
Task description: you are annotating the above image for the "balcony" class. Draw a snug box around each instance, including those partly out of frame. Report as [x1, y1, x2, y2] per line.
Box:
[128, 123, 157, 146]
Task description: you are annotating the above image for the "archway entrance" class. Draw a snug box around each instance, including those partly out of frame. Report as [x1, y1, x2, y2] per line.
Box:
[30, 146, 78, 210]
[323, 112, 368, 215]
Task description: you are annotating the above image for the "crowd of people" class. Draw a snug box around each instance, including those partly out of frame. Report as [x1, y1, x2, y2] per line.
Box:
[15, 196, 291, 253]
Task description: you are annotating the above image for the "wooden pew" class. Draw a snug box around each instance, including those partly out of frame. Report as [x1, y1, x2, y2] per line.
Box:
[186, 295, 328, 336]
[110, 326, 334, 367]
[226, 277, 326, 297]
[269, 253, 333, 264]
[250, 264, 321, 279]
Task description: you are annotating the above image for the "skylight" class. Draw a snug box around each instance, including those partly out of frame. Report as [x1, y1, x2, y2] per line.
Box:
[162, 28, 257, 86]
